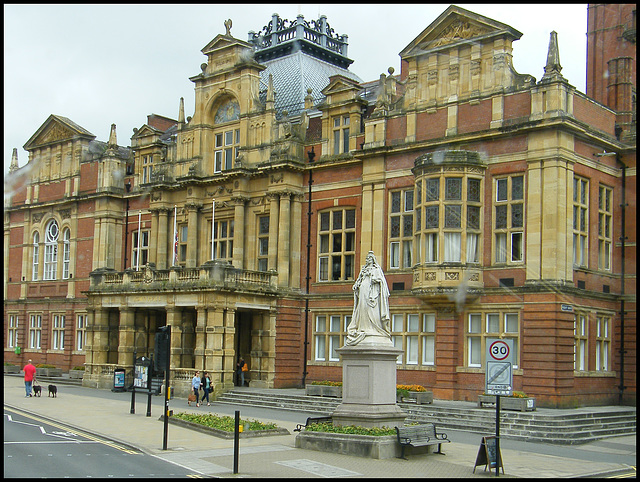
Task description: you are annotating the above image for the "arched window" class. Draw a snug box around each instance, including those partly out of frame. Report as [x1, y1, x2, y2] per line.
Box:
[44, 220, 59, 280]
[32, 232, 40, 281]
[62, 228, 71, 279]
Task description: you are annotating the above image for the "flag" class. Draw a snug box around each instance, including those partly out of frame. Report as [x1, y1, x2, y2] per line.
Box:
[173, 205, 178, 266]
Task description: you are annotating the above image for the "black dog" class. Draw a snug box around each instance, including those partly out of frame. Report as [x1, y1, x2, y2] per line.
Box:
[48, 385, 57, 398]
[33, 385, 42, 397]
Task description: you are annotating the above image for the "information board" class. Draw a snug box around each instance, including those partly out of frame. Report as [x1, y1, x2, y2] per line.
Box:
[473, 436, 504, 474]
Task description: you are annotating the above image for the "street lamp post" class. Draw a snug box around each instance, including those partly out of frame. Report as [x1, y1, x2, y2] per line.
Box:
[302, 147, 315, 388]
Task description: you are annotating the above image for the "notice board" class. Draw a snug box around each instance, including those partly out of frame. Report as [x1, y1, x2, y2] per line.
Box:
[473, 436, 504, 474]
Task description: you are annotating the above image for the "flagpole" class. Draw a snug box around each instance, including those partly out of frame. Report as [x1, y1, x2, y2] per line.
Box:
[211, 199, 215, 260]
[173, 205, 178, 266]
[136, 210, 141, 271]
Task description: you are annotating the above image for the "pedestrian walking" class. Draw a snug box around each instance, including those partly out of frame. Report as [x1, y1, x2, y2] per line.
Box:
[23, 359, 36, 397]
[190, 370, 201, 407]
[200, 371, 212, 406]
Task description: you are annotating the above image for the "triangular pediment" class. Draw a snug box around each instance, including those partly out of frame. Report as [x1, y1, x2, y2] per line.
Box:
[201, 34, 252, 56]
[400, 5, 522, 59]
[23, 115, 95, 151]
[132, 124, 163, 139]
[321, 74, 361, 96]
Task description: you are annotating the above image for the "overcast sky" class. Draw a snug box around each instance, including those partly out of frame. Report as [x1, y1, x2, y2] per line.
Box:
[4, 4, 588, 174]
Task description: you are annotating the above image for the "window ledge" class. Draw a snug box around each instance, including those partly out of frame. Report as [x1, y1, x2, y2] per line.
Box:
[574, 370, 616, 377]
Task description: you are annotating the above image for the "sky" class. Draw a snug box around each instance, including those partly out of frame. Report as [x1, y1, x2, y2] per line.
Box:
[4, 4, 588, 175]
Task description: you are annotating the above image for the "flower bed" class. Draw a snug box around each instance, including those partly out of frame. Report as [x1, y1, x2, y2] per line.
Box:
[36, 365, 62, 377]
[164, 412, 289, 439]
[4, 363, 20, 374]
[306, 381, 343, 398]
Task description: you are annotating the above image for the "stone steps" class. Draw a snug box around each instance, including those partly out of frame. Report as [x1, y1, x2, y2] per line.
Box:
[216, 390, 636, 445]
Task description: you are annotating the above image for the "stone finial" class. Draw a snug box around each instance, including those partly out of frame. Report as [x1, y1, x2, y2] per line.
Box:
[9, 147, 19, 172]
[542, 31, 564, 80]
[107, 124, 117, 148]
[266, 74, 275, 104]
[224, 18, 232, 36]
[178, 97, 185, 124]
[304, 88, 314, 110]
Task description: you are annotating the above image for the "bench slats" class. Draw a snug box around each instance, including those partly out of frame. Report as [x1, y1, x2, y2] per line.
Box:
[396, 423, 450, 459]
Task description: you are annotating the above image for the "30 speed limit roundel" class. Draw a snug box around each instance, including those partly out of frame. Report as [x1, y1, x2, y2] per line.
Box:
[489, 340, 510, 361]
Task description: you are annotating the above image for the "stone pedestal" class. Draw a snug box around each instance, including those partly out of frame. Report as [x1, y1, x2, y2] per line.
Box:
[332, 342, 406, 428]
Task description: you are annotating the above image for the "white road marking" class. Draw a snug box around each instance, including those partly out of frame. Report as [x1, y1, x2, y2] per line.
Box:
[275, 459, 362, 478]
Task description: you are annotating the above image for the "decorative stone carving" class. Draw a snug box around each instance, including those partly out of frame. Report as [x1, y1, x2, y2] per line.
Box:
[432, 20, 490, 47]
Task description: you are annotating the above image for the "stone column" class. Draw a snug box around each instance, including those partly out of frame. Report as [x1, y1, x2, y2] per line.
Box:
[277, 192, 291, 287]
[117, 308, 135, 367]
[157, 209, 169, 269]
[268, 193, 280, 270]
[222, 308, 236, 388]
[91, 308, 109, 365]
[289, 193, 303, 289]
[206, 305, 225, 382]
[149, 209, 159, 265]
[166, 307, 182, 369]
[186, 203, 200, 268]
[194, 305, 207, 371]
[232, 197, 247, 269]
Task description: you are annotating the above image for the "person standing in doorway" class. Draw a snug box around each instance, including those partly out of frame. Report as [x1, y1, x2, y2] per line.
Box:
[236, 358, 246, 387]
[23, 359, 36, 397]
[191, 370, 201, 407]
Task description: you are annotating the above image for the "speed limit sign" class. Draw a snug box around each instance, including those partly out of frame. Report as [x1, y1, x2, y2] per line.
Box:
[486, 338, 514, 396]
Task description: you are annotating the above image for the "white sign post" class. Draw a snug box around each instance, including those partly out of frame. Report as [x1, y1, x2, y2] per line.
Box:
[485, 338, 513, 396]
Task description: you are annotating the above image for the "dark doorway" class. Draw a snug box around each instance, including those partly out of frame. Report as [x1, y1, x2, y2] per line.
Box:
[235, 311, 252, 385]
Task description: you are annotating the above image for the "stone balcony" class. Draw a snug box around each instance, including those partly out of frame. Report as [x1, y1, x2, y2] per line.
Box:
[88, 260, 278, 295]
[411, 264, 483, 303]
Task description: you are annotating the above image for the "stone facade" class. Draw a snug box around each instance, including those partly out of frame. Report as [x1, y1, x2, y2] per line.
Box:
[4, 6, 636, 406]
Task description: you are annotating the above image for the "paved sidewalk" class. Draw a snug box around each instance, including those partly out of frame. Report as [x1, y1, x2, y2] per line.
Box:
[3, 375, 635, 478]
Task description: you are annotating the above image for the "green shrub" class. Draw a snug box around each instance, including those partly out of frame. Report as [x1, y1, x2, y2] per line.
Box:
[71, 366, 85, 371]
[36, 364, 57, 368]
[172, 412, 278, 432]
[305, 422, 396, 436]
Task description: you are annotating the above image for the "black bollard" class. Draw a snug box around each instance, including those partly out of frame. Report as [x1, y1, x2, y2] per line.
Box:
[233, 410, 240, 474]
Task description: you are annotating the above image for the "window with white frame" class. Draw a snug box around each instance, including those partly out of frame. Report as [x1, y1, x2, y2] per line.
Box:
[597, 185, 612, 271]
[494, 175, 524, 264]
[422, 313, 436, 365]
[29, 314, 42, 349]
[62, 228, 71, 279]
[214, 129, 240, 173]
[415, 173, 483, 266]
[52, 314, 65, 350]
[389, 189, 414, 269]
[178, 225, 188, 264]
[466, 311, 520, 368]
[76, 314, 87, 351]
[595, 315, 611, 371]
[391, 314, 404, 364]
[32, 231, 39, 281]
[573, 176, 589, 267]
[313, 314, 351, 362]
[142, 155, 153, 183]
[133, 230, 149, 269]
[44, 220, 59, 280]
[8, 314, 18, 348]
[574, 313, 588, 371]
[318, 208, 356, 281]
[332, 115, 350, 155]
[212, 220, 234, 262]
[257, 216, 269, 271]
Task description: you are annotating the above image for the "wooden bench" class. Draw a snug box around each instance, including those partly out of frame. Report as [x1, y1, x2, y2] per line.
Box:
[294, 416, 332, 432]
[395, 423, 450, 459]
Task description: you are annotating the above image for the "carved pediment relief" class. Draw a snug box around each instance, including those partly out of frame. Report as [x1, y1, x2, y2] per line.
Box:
[399, 5, 522, 59]
[24, 114, 95, 151]
[430, 19, 491, 48]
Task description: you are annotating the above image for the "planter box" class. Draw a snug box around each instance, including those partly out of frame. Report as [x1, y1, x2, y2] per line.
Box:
[404, 391, 433, 405]
[478, 395, 536, 412]
[4, 365, 20, 374]
[36, 368, 63, 377]
[306, 385, 342, 398]
[161, 415, 290, 439]
[296, 431, 404, 459]
[68, 370, 85, 379]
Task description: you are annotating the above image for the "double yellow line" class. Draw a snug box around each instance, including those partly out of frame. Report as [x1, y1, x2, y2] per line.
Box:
[4, 406, 139, 455]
